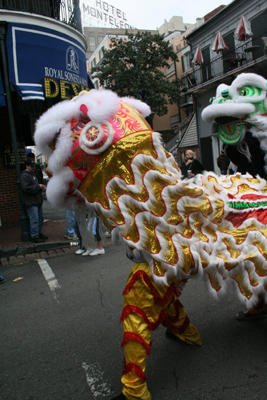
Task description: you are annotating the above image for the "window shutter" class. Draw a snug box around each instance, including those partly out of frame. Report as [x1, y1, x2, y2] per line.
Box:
[181, 55, 185, 72]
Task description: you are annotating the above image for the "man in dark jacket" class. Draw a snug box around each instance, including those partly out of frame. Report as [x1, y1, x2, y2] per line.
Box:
[20, 160, 48, 243]
[27, 152, 44, 184]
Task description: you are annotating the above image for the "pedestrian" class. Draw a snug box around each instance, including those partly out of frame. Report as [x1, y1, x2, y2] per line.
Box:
[217, 150, 230, 175]
[64, 209, 78, 240]
[27, 152, 50, 222]
[181, 149, 204, 179]
[82, 217, 105, 256]
[74, 216, 86, 255]
[20, 160, 48, 243]
[27, 152, 44, 184]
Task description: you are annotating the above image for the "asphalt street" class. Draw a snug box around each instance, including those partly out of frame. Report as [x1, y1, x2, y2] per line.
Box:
[1, 243, 267, 400]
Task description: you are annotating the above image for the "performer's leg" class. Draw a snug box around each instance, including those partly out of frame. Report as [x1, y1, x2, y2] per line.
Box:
[163, 296, 202, 346]
[119, 262, 201, 400]
[120, 263, 156, 400]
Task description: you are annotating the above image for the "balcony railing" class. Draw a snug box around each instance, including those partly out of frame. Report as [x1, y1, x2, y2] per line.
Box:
[186, 27, 267, 89]
[0, 0, 82, 33]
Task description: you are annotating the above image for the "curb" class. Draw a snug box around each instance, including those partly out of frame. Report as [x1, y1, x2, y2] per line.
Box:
[0, 240, 72, 259]
[0, 246, 78, 267]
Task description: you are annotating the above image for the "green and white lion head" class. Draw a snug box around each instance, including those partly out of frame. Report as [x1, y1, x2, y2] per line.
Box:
[202, 73, 267, 145]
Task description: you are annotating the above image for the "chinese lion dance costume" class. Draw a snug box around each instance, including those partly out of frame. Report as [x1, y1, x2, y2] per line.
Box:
[35, 73, 267, 400]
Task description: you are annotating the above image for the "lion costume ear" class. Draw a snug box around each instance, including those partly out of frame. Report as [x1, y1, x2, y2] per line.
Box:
[77, 89, 120, 122]
[80, 104, 88, 115]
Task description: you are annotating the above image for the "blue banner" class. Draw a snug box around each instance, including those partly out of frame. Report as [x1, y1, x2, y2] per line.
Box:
[0, 70, 6, 106]
[6, 23, 88, 101]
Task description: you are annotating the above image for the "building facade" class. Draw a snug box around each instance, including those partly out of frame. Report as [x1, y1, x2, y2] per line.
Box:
[86, 28, 157, 88]
[183, 0, 267, 174]
[0, 2, 92, 232]
[83, 26, 144, 59]
[157, 16, 196, 36]
[152, 29, 198, 165]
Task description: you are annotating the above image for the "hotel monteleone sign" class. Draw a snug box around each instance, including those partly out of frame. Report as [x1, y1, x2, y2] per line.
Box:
[82, 0, 135, 29]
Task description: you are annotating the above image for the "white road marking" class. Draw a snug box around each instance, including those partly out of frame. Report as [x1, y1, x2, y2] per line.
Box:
[82, 362, 112, 398]
[37, 258, 61, 303]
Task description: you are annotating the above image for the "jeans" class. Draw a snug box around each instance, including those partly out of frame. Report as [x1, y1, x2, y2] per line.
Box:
[65, 209, 76, 237]
[87, 217, 101, 241]
[28, 205, 43, 238]
[221, 170, 227, 175]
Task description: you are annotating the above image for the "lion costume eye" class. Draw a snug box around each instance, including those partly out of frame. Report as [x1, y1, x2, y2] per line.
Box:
[79, 121, 114, 155]
[239, 86, 261, 97]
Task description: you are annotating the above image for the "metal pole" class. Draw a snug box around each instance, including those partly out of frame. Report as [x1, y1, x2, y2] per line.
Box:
[0, 23, 31, 241]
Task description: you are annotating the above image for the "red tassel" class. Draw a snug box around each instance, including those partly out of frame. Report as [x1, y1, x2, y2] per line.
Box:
[122, 362, 148, 381]
[121, 332, 151, 354]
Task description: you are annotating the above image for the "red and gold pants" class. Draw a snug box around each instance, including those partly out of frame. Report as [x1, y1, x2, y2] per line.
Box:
[120, 262, 202, 400]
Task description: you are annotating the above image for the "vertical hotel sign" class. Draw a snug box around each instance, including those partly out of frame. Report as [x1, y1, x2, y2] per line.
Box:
[82, 0, 135, 29]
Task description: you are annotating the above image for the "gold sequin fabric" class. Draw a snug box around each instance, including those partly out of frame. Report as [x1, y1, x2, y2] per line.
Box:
[78, 130, 267, 311]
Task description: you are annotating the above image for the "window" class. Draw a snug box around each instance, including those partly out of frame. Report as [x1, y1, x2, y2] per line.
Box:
[99, 47, 104, 60]
[181, 51, 191, 73]
[222, 31, 235, 74]
[91, 58, 96, 71]
[201, 47, 211, 82]
[98, 36, 104, 45]
[166, 62, 175, 78]
[89, 36, 96, 51]
[251, 9, 267, 58]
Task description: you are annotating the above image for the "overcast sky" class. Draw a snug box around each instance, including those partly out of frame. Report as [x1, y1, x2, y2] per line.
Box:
[82, 0, 234, 30]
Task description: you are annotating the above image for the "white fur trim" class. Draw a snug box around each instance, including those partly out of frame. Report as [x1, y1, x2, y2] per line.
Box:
[76, 89, 120, 122]
[202, 103, 255, 123]
[121, 96, 151, 117]
[46, 167, 75, 209]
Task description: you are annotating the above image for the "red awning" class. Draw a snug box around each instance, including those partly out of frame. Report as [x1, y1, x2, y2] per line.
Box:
[212, 32, 229, 53]
[192, 45, 203, 66]
[234, 15, 253, 41]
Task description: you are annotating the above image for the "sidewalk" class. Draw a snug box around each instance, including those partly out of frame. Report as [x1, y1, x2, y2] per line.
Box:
[0, 200, 79, 265]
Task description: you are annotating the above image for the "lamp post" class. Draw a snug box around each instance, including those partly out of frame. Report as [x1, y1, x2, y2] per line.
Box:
[0, 23, 31, 241]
